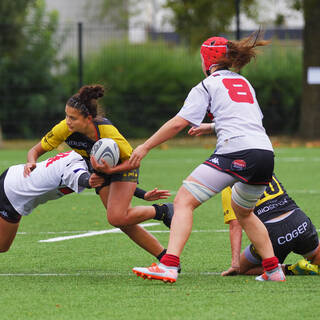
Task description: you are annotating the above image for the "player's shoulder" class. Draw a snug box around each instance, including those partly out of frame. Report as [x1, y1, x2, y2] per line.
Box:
[52, 119, 71, 136]
[94, 117, 113, 126]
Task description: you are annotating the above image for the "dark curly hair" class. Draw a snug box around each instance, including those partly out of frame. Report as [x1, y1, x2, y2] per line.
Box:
[67, 84, 105, 118]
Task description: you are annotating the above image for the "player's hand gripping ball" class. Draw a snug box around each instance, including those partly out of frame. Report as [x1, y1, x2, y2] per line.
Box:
[90, 138, 120, 167]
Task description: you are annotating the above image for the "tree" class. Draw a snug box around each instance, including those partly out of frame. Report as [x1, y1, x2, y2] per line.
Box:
[298, 0, 320, 138]
[0, 0, 35, 58]
[0, 0, 66, 139]
[163, 0, 256, 48]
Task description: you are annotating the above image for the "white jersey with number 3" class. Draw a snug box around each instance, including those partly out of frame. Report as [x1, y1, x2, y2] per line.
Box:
[4, 151, 88, 216]
[177, 69, 273, 154]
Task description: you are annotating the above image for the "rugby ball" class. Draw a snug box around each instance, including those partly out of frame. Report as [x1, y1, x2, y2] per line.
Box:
[91, 138, 120, 167]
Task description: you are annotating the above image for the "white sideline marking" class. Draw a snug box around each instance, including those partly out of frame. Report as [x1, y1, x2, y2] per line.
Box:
[38, 223, 160, 243]
[78, 189, 320, 197]
[0, 271, 221, 277]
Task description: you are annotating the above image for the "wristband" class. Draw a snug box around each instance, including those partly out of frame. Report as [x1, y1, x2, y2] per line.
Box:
[211, 122, 215, 131]
[134, 187, 147, 199]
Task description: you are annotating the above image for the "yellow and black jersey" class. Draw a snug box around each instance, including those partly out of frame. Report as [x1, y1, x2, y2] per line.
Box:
[222, 175, 298, 224]
[41, 118, 133, 162]
[222, 186, 236, 224]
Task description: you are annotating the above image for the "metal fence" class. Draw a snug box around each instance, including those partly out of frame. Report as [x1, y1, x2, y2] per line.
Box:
[0, 22, 303, 140]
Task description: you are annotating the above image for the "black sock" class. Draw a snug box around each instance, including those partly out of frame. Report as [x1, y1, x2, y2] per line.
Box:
[152, 204, 167, 220]
[157, 249, 167, 261]
[284, 264, 295, 275]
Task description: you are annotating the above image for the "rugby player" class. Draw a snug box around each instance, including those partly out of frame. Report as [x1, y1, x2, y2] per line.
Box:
[24, 84, 173, 262]
[130, 31, 285, 282]
[1, 150, 172, 255]
[221, 177, 320, 277]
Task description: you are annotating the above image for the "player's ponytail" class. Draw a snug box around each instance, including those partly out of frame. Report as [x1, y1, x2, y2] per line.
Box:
[219, 30, 270, 71]
[67, 84, 105, 118]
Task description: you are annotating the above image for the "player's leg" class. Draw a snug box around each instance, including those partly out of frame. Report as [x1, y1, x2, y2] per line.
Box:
[239, 248, 264, 275]
[0, 216, 20, 252]
[98, 185, 166, 259]
[308, 244, 320, 265]
[132, 165, 234, 282]
[133, 177, 204, 283]
[231, 183, 285, 281]
[106, 181, 162, 226]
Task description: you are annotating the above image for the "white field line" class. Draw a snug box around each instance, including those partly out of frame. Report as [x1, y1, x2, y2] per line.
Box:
[0, 271, 221, 277]
[78, 189, 320, 197]
[38, 222, 160, 243]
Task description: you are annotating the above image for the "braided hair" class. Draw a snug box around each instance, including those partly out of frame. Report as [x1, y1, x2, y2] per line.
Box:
[67, 84, 105, 118]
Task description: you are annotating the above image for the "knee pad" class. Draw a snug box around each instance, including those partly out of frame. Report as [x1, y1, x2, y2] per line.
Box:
[182, 180, 216, 203]
[231, 183, 266, 209]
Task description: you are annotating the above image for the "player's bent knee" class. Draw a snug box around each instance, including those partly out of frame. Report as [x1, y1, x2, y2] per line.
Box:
[182, 180, 216, 203]
[231, 183, 266, 210]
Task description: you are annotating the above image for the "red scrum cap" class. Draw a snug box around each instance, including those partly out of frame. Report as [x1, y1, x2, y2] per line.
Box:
[200, 37, 228, 73]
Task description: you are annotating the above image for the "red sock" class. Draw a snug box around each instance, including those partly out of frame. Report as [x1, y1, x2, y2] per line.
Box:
[262, 256, 279, 272]
[160, 254, 180, 267]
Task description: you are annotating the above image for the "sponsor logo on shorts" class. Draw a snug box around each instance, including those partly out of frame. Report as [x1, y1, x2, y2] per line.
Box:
[277, 221, 308, 245]
[0, 210, 8, 217]
[209, 157, 220, 165]
[231, 159, 246, 171]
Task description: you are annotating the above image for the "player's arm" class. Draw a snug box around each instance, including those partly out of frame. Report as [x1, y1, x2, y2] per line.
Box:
[77, 172, 105, 188]
[24, 142, 47, 177]
[221, 219, 242, 276]
[134, 187, 171, 201]
[90, 157, 138, 174]
[188, 122, 215, 136]
[221, 187, 242, 276]
[129, 116, 190, 167]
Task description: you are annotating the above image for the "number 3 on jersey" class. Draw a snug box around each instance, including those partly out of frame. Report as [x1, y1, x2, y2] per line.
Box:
[222, 78, 254, 104]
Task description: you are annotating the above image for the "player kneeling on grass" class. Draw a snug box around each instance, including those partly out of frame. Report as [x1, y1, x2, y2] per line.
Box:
[221, 178, 320, 278]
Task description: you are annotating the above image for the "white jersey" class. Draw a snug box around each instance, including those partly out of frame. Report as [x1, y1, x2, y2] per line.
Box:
[177, 69, 273, 154]
[4, 151, 88, 216]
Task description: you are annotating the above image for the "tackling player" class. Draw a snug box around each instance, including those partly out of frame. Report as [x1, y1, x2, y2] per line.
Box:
[130, 31, 285, 282]
[221, 179, 320, 277]
[0, 150, 103, 252]
[23, 84, 173, 263]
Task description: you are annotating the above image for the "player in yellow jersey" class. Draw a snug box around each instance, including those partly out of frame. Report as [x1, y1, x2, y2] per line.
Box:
[23, 84, 174, 263]
[221, 178, 320, 277]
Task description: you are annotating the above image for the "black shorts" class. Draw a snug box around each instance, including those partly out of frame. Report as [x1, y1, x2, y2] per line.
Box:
[204, 149, 274, 185]
[0, 169, 22, 224]
[95, 168, 140, 194]
[249, 208, 319, 263]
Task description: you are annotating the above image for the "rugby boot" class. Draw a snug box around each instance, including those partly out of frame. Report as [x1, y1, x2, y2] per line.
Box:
[288, 259, 319, 275]
[133, 263, 178, 283]
[255, 264, 286, 282]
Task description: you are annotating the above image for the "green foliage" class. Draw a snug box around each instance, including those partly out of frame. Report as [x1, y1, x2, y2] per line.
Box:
[63, 41, 204, 138]
[0, 0, 35, 58]
[164, 0, 257, 48]
[61, 41, 302, 137]
[0, 0, 67, 139]
[242, 43, 302, 134]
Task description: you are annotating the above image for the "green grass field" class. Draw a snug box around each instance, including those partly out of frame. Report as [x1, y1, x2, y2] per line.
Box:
[0, 146, 319, 320]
